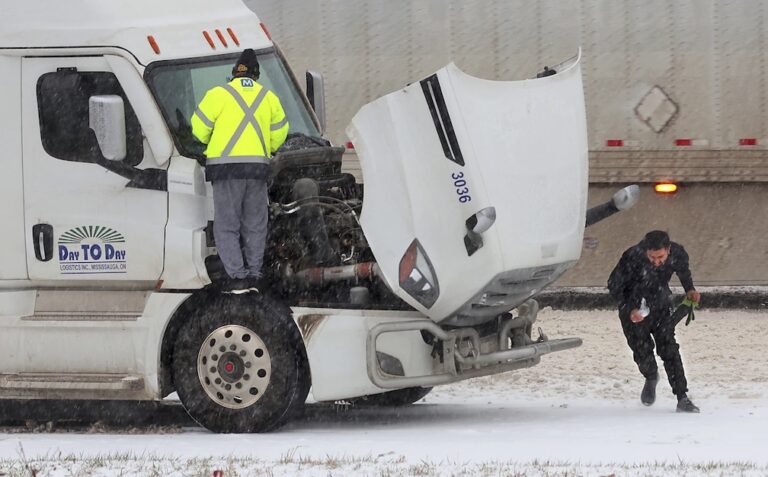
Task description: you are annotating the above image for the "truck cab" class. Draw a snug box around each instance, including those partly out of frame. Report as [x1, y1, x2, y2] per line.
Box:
[0, 0, 636, 432]
[0, 0, 318, 420]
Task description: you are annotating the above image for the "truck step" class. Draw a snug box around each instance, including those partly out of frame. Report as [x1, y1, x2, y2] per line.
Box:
[21, 312, 141, 322]
[0, 373, 146, 400]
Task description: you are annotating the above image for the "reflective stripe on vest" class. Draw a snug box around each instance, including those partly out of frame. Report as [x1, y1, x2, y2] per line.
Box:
[194, 107, 215, 128]
[206, 155, 269, 165]
[219, 83, 269, 158]
[271, 116, 288, 131]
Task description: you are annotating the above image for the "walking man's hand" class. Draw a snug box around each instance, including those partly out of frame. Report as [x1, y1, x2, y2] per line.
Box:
[686, 289, 701, 305]
[630, 308, 645, 323]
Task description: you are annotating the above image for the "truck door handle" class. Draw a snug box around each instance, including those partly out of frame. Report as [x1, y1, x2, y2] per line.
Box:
[32, 224, 54, 262]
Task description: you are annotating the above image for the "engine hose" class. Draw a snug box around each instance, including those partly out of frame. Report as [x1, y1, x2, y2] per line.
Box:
[282, 196, 360, 223]
[288, 262, 381, 287]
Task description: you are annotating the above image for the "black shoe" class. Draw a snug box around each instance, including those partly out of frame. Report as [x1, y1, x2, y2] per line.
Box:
[641, 374, 658, 406]
[676, 396, 700, 413]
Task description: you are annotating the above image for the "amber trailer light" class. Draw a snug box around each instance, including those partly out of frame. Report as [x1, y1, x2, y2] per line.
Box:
[654, 182, 678, 194]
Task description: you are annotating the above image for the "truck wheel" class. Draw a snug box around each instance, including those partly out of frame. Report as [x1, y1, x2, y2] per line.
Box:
[349, 386, 433, 407]
[172, 294, 308, 433]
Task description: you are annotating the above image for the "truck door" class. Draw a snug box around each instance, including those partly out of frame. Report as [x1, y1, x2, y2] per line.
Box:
[0, 55, 27, 280]
[21, 56, 167, 284]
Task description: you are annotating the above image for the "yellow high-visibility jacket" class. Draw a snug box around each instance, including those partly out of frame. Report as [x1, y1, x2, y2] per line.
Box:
[191, 76, 289, 181]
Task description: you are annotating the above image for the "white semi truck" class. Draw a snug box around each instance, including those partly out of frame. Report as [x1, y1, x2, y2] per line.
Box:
[0, 0, 636, 432]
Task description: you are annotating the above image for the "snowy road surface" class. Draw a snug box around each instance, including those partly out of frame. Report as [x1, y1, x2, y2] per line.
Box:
[0, 308, 766, 476]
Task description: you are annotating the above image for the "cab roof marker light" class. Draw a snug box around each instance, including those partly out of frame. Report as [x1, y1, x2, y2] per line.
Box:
[260, 22, 272, 41]
[202, 31, 216, 49]
[215, 29, 228, 48]
[147, 35, 160, 54]
[654, 182, 678, 194]
[227, 27, 240, 46]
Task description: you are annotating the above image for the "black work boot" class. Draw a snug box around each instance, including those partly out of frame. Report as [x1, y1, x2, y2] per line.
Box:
[676, 395, 700, 413]
[641, 374, 659, 406]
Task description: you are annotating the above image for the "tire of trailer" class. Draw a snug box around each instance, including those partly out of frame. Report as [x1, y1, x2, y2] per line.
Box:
[172, 293, 309, 433]
[349, 386, 433, 407]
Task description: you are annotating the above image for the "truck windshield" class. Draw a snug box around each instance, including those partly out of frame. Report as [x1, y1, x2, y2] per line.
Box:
[145, 50, 320, 159]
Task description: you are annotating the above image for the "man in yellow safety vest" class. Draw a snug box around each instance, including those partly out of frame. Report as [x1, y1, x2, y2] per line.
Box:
[191, 49, 289, 291]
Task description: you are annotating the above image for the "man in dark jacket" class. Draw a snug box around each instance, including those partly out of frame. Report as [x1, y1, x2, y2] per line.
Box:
[607, 230, 701, 413]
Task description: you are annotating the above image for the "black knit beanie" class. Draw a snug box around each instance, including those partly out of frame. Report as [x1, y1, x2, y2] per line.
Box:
[232, 48, 260, 79]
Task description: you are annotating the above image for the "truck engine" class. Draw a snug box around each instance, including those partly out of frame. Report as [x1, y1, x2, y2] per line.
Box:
[262, 135, 401, 310]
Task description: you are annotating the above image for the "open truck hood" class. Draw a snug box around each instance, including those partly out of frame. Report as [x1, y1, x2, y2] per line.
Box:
[346, 53, 588, 324]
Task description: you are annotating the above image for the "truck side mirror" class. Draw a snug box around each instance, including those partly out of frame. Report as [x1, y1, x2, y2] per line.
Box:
[611, 184, 640, 210]
[585, 185, 640, 227]
[306, 70, 326, 134]
[89, 95, 127, 161]
[464, 207, 497, 256]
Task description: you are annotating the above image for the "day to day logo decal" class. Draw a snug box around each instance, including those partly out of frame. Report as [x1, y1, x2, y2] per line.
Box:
[58, 226, 127, 274]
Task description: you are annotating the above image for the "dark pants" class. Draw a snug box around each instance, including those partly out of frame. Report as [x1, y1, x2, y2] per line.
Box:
[619, 300, 688, 397]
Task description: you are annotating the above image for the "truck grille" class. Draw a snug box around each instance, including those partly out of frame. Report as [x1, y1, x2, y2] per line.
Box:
[442, 261, 576, 326]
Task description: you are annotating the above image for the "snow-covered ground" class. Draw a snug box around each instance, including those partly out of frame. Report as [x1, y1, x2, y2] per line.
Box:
[0, 308, 766, 476]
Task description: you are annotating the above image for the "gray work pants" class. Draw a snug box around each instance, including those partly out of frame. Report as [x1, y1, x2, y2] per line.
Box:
[212, 179, 269, 279]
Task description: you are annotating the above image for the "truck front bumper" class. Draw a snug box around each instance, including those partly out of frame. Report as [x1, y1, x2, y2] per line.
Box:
[295, 299, 581, 401]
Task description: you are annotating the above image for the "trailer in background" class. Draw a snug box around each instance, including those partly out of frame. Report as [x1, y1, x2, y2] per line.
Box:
[250, 0, 768, 287]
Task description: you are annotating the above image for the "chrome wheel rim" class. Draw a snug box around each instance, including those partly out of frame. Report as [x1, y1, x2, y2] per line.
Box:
[197, 324, 271, 409]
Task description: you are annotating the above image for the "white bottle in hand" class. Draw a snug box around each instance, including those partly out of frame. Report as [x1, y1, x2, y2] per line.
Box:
[639, 298, 650, 318]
